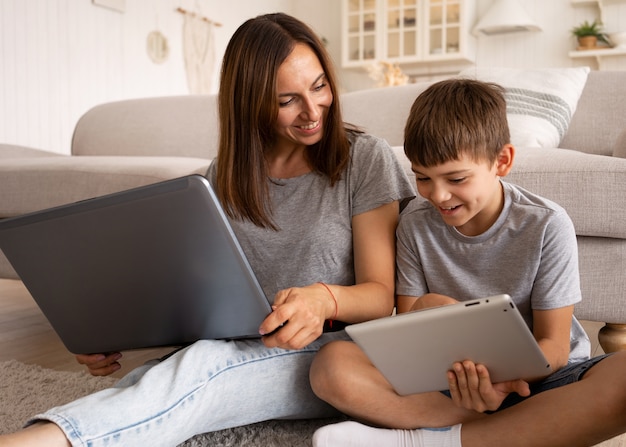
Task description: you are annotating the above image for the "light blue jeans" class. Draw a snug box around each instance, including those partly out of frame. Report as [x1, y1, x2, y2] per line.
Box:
[31, 331, 349, 446]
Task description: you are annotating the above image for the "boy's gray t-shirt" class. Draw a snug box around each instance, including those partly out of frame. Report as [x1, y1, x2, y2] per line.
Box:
[396, 181, 590, 363]
[207, 133, 415, 303]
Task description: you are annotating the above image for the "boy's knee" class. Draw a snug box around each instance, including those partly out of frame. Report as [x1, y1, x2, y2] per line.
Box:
[608, 353, 626, 410]
[583, 353, 626, 415]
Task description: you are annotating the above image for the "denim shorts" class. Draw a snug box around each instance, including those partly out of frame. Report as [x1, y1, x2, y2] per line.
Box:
[441, 353, 612, 412]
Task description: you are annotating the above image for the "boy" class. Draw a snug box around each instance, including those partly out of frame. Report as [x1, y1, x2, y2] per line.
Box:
[309, 79, 626, 447]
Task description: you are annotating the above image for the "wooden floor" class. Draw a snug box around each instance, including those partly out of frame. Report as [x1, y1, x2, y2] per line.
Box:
[0, 278, 176, 378]
[0, 277, 608, 379]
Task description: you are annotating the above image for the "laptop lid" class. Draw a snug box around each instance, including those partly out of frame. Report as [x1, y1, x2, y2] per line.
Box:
[0, 175, 272, 354]
[345, 294, 551, 395]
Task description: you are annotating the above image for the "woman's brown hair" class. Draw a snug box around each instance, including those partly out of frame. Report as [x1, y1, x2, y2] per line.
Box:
[216, 13, 351, 229]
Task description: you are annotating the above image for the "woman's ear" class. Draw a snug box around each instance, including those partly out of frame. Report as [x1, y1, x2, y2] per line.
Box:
[495, 144, 515, 177]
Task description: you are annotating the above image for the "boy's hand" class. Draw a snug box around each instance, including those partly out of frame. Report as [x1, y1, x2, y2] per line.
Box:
[447, 360, 530, 413]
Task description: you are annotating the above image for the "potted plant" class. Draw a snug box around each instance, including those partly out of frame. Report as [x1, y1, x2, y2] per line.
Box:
[571, 20, 609, 49]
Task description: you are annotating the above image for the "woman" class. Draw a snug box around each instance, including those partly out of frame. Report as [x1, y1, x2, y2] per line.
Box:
[1, 13, 414, 446]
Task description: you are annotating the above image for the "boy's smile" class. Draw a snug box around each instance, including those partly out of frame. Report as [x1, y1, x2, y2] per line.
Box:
[411, 148, 514, 237]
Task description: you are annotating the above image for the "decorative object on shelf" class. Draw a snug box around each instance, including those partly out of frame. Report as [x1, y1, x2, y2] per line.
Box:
[176, 5, 221, 94]
[472, 0, 542, 36]
[571, 20, 609, 50]
[608, 31, 626, 49]
[366, 61, 409, 87]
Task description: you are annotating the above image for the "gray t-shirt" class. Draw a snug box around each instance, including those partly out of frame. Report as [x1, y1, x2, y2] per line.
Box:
[207, 132, 415, 303]
[396, 181, 590, 363]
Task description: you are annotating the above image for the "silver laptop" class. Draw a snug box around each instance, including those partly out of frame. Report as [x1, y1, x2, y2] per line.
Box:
[346, 294, 551, 395]
[0, 175, 273, 354]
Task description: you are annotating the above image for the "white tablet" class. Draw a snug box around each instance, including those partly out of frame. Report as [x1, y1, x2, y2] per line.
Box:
[346, 294, 551, 395]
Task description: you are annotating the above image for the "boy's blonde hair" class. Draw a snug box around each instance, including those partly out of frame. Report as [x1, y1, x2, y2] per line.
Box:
[404, 79, 510, 167]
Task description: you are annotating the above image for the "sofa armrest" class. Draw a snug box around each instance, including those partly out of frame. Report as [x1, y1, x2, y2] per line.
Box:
[0, 156, 210, 217]
[0, 144, 64, 159]
[507, 148, 626, 239]
[72, 96, 219, 159]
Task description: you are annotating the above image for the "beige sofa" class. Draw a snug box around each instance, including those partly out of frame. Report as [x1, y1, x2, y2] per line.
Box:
[1, 71, 625, 353]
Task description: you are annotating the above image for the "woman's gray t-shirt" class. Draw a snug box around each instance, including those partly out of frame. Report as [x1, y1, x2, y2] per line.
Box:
[396, 181, 590, 363]
[207, 133, 415, 303]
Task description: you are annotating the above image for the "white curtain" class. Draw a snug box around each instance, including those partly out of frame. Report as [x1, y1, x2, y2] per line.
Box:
[182, 12, 216, 94]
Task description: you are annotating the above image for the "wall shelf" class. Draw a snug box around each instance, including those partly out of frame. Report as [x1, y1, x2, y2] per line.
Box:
[569, 46, 626, 69]
[569, 0, 626, 68]
[571, 0, 626, 4]
[569, 47, 626, 57]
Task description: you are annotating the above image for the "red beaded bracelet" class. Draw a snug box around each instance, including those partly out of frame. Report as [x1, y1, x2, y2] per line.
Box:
[318, 282, 338, 328]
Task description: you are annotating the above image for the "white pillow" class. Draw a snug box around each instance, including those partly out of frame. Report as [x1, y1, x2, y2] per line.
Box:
[458, 67, 590, 148]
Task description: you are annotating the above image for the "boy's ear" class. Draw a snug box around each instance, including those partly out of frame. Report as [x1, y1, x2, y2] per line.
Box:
[495, 144, 515, 177]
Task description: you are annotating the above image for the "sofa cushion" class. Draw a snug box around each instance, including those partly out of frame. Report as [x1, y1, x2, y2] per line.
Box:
[459, 67, 590, 149]
[341, 81, 434, 148]
[507, 147, 626, 239]
[560, 71, 626, 157]
[613, 129, 626, 159]
[0, 156, 210, 217]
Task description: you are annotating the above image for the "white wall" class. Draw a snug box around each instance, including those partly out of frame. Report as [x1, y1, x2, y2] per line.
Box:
[1, 0, 625, 154]
[0, 0, 294, 154]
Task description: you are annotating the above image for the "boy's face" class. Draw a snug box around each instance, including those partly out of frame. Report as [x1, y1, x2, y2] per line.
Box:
[411, 148, 513, 237]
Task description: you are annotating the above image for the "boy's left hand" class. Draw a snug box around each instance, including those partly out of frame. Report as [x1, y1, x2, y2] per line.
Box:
[447, 360, 530, 413]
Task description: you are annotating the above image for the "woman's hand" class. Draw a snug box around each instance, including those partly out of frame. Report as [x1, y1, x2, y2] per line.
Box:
[259, 283, 334, 350]
[447, 360, 530, 413]
[258, 200, 401, 350]
[75, 352, 123, 376]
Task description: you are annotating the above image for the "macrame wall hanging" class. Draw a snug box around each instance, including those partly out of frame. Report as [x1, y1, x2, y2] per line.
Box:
[176, 4, 221, 94]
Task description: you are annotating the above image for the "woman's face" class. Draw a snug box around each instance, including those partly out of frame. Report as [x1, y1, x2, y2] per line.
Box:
[273, 43, 333, 151]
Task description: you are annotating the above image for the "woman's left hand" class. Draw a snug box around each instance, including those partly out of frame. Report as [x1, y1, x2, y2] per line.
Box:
[259, 283, 332, 350]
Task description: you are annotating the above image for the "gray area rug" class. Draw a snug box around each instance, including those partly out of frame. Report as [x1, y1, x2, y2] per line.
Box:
[4, 360, 624, 446]
[0, 359, 344, 446]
